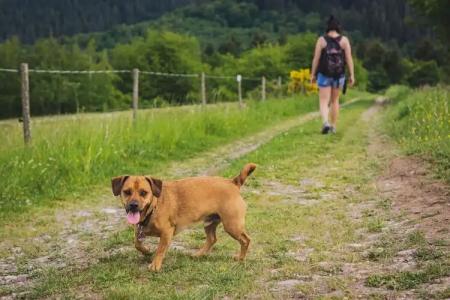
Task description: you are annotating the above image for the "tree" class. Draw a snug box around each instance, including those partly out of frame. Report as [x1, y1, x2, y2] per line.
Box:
[408, 0, 450, 39]
[367, 67, 390, 92]
[362, 40, 387, 70]
[0, 37, 22, 118]
[110, 30, 202, 105]
[284, 33, 316, 70]
[407, 60, 440, 87]
[383, 48, 406, 84]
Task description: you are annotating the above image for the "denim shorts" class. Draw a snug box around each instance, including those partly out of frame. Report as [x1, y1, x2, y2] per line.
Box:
[317, 73, 345, 88]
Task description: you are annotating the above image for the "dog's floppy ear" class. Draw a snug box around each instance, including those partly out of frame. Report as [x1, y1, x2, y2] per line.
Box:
[111, 176, 129, 196]
[145, 176, 163, 198]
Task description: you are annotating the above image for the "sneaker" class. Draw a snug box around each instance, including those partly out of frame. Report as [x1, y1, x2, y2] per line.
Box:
[321, 124, 331, 134]
[330, 126, 336, 134]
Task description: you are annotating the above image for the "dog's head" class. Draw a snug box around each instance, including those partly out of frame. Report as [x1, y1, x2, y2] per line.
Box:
[111, 175, 162, 224]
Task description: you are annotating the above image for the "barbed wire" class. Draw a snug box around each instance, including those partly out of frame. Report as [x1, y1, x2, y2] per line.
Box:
[0, 68, 18, 73]
[140, 70, 198, 78]
[28, 69, 130, 74]
[205, 74, 235, 79]
[241, 76, 261, 81]
[206, 74, 261, 81]
[0, 66, 269, 81]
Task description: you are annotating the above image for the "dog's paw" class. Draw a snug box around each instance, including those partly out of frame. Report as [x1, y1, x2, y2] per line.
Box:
[192, 249, 207, 258]
[140, 247, 151, 255]
[233, 253, 244, 261]
[148, 262, 161, 272]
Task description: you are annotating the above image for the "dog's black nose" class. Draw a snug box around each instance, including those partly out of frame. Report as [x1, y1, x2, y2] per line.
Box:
[127, 200, 139, 212]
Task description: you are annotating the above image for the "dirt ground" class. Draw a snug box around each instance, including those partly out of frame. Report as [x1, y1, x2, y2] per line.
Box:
[341, 103, 449, 299]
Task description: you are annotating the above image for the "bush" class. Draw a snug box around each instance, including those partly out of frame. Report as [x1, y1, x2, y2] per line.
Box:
[367, 67, 390, 92]
[353, 57, 368, 90]
[110, 30, 202, 105]
[407, 60, 441, 87]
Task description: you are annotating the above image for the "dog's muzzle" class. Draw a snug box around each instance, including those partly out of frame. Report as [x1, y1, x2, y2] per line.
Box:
[126, 200, 139, 213]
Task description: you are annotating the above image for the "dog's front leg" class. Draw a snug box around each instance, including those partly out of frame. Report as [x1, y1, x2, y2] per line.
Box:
[134, 225, 150, 255]
[148, 228, 174, 272]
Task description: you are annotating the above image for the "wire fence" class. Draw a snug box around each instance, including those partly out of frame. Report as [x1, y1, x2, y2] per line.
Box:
[0, 63, 283, 145]
[0, 68, 18, 73]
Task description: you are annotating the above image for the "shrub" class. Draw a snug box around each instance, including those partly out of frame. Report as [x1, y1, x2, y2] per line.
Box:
[367, 67, 390, 92]
[407, 60, 440, 87]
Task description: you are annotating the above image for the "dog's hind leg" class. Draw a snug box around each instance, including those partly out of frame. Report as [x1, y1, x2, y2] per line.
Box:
[193, 216, 221, 257]
[223, 221, 251, 261]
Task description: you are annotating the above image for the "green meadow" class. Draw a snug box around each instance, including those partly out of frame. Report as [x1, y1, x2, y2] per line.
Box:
[0, 94, 334, 216]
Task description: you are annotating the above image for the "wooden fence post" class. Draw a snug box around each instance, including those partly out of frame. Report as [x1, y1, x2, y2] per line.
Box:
[261, 76, 266, 101]
[132, 68, 139, 121]
[237, 75, 243, 108]
[21, 63, 31, 145]
[201, 72, 206, 106]
[277, 76, 282, 98]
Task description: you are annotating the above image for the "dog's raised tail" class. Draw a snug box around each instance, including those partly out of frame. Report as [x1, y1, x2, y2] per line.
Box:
[233, 163, 257, 187]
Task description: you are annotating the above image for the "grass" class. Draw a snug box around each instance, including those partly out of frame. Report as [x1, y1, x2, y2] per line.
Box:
[364, 227, 449, 294]
[23, 98, 380, 299]
[3, 90, 448, 299]
[1, 93, 349, 217]
[366, 262, 449, 290]
[384, 85, 450, 181]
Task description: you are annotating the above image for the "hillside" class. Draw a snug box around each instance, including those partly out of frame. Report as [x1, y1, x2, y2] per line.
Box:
[1, 0, 424, 47]
[0, 0, 193, 43]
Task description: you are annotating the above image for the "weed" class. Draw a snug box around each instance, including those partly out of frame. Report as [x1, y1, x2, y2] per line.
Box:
[407, 230, 427, 247]
[366, 262, 449, 290]
[366, 217, 384, 233]
[415, 246, 444, 261]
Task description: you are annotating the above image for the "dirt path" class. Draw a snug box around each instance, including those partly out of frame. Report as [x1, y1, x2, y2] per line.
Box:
[261, 101, 449, 299]
[305, 102, 448, 299]
[361, 104, 448, 299]
[164, 112, 320, 178]
[2, 98, 449, 299]
[0, 100, 356, 299]
[164, 98, 362, 178]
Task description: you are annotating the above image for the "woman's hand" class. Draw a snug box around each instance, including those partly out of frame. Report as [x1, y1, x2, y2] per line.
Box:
[348, 75, 355, 87]
[310, 75, 316, 85]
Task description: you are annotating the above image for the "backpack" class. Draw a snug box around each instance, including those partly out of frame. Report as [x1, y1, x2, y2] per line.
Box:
[321, 36, 345, 78]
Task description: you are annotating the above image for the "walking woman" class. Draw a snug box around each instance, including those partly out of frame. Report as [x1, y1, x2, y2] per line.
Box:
[311, 15, 355, 134]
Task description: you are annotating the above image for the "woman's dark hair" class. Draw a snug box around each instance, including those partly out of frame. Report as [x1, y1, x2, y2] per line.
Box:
[326, 15, 342, 33]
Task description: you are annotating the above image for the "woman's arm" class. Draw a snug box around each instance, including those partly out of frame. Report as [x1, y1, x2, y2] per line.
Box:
[311, 37, 325, 83]
[343, 37, 355, 86]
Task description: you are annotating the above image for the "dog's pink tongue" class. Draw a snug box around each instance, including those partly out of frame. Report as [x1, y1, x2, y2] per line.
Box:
[127, 212, 140, 224]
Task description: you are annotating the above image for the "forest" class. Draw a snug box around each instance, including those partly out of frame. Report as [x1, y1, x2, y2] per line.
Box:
[0, 0, 448, 118]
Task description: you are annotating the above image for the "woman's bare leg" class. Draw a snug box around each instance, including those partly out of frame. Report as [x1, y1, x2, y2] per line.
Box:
[319, 87, 332, 125]
[330, 87, 340, 130]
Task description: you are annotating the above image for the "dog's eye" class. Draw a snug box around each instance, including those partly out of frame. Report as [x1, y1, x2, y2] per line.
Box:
[140, 190, 148, 197]
[123, 189, 132, 196]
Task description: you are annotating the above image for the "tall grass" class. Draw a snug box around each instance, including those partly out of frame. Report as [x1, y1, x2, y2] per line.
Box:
[385, 85, 450, 180]
[0, 96, 321, 215]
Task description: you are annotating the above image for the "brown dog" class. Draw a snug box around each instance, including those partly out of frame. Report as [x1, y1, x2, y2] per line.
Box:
[111, 163, 256, 272]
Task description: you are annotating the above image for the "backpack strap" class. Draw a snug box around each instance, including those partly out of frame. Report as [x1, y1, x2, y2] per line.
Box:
[324, 35, 342, 43]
